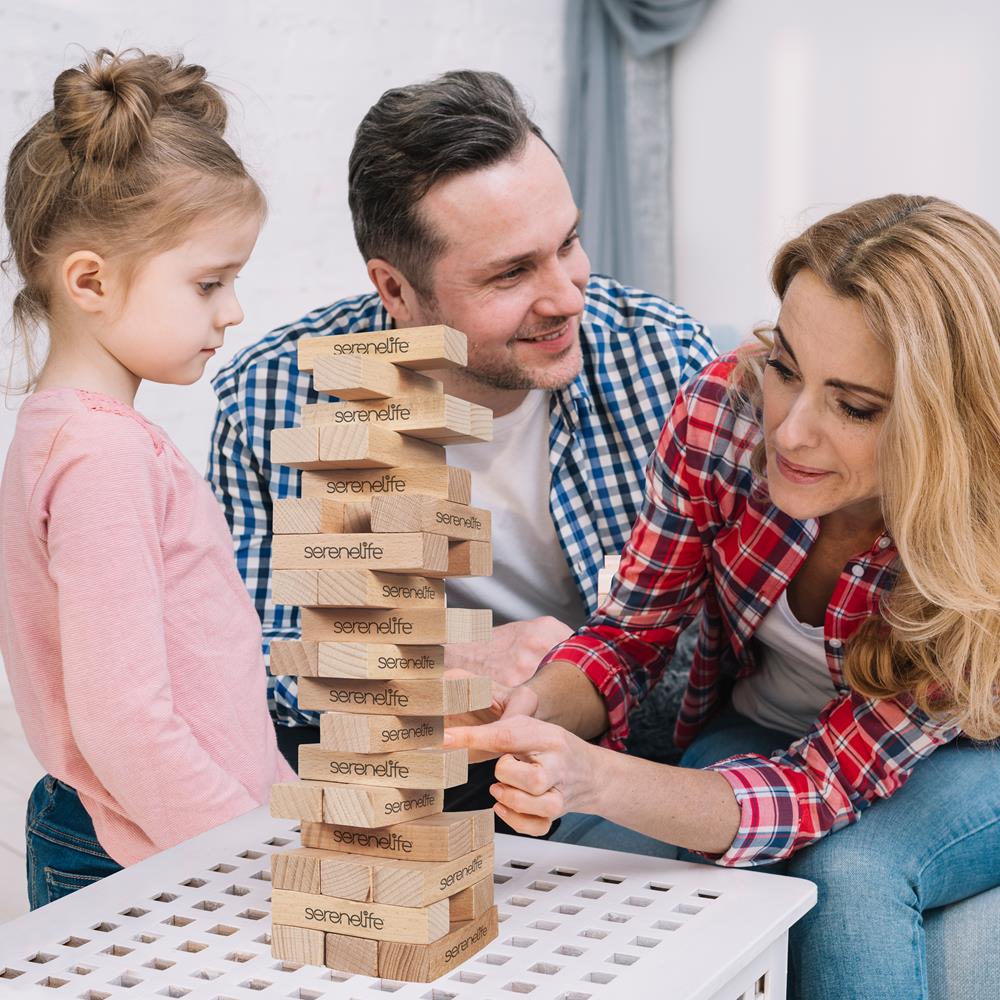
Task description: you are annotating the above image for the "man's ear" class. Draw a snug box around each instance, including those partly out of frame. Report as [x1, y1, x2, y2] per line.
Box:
[61, 251, 111, 314]
[367, 258, 424, 326]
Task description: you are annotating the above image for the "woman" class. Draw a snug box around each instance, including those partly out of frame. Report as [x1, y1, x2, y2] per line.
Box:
[445, 194, 1000, 999]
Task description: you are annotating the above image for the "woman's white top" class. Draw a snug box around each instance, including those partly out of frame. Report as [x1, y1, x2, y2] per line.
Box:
[731, 589, 837, 736]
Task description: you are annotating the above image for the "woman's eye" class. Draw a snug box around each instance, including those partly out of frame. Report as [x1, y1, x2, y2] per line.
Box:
[765, 357, 795, 383]
[840, 401, 880, 423]
[198, 281, 222, 293]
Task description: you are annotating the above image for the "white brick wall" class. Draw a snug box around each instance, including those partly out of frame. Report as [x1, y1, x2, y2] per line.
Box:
[0, 0, 568, 468]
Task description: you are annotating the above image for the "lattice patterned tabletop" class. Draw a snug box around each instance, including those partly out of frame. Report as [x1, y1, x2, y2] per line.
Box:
[0, 806, 815, 999]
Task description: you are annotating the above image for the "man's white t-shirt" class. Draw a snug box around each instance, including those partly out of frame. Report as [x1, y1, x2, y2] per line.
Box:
[446, 390, 589, 629]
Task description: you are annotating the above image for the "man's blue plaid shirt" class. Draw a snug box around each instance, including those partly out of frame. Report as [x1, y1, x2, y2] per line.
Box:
[208, 275, 716, 726]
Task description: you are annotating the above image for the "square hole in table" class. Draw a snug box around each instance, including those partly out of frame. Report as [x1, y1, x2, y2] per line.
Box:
[574, 890, 604, 900]
[239, 979, 273, 991]
[449, 971, 484, 984]
[238, 850, 265, 860]
[119, 907, 149, 918]
[101, 945, 132, 958]
[133, 933, 162, 944]
[600, 912, 630, 924]
[67, 964, 96, 975]
[26, 952, 56, 964]
[606, 953, 638, 966]
[651, 919, 682, 932]
[157, 987, 190, 998]
[594, 874, 624, 885]
[505, 859, 533, 870]
[0, 969, 23, 980]
[477, 953, 511, 966]
[193, 899, 224, 911]
[421, 990, 457, 1000]
[143, 958, 174, 971]
[90, 923, 118, 933]
[108, 971, 143, 988]
[528, 920, 560, 932]
[554, 945, 585, 958]
[161, 915, 194, 928]
[35, 976, 69, 988]
[629, 936, 661, 948]
[673, 903, 702, 916]
[152, 892, 179, 903]
[502, 983, 536, 993]
[548, 867, 578, 878]
[527, 880, 556, 892]
[61, 936, 90, 948]
[528, 963, 562, 975]
[175, 941, 208, 954]
[180, 877, 206, 888]
[503, 937, 536, 949]
[553, 905, 582, 915]
[582, 971, 616, 984]
[80, 991, 111, 1000]
[578, 929, 608, 941]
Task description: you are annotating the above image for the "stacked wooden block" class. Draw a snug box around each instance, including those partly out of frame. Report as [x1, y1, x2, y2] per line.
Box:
[266, 326, 500, 981]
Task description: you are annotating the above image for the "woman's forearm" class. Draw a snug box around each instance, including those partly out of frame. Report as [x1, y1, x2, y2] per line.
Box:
[591, 747, 741, 856]
[526, 659, 610, 740]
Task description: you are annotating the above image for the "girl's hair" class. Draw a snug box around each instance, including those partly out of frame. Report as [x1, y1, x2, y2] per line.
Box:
[732, 194, 1000, 739]
[3, 48, 265, 387]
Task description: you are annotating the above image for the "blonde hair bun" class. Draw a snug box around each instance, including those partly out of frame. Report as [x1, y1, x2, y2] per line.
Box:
[51, 48, 227, 166]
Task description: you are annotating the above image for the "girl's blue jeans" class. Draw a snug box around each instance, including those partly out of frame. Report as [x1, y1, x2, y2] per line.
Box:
[553, 704, 1000, 1000]
[26, 775, 122, 909]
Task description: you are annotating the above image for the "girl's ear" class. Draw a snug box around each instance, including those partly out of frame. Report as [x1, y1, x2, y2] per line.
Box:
[60, 251, 111, 314]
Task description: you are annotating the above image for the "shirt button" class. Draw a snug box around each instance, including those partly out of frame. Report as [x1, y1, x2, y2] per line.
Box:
[829, 638, 843, 649]
[878, 536, 891, 549]
[851, 564, 865, 577]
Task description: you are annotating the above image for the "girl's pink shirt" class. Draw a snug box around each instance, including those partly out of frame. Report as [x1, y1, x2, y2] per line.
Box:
[0, 388, 295, 865]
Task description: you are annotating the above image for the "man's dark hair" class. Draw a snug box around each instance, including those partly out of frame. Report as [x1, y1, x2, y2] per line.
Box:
[348, 69, 550, 295]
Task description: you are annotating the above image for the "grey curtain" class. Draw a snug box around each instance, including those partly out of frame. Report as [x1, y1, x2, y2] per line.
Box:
[564, 0, 710, 295]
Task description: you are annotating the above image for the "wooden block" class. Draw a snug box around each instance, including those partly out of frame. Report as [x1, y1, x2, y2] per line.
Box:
[273, 498, 355, 535]
[447, 540, 493, 577]
[297, 325, 467, 372]
[297, 675, 493, 716]
[371, 495, 491, 542]
[300, 607, 492, 644]
[449, 874, 495, 922]
[325, 931, 379, 975]
[372, 844, 494, 907]
[272, 532, 448, 574]
[272, 498, 370, 535]
[468, 402, 493, 442]
[303, 394, 491, 445]
[300, 466, 472, 505]
[269, 641, 446, 679]
[270, 780, 324, 823]
[270, 424, 445, 470]
[274, 570, 444, 609]
[271, 887, 450, 945]
[277, 845, 493, 910]
[322, 784, 443, 827]
[378, 907, 498, 982]
[299, 809, 493, 862]
[269, 639, 319, 677]
[320, 712, 444, 753]
[298, 746, 468, 790]
[271, 924, 325, 965]
[312, 355, 443, 401]
[272, 569, 321, 607]
[273, 848, 372, 901]
[272, 847, 322, 895]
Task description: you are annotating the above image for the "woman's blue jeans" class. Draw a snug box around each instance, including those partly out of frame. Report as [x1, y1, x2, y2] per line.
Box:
[26, 776, 122, 909]
[553, 706, 1000, 999]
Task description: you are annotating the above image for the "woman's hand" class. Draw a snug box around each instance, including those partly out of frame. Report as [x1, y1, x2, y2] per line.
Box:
[443, 715, 605, 836]
[442, 669, 539, 763]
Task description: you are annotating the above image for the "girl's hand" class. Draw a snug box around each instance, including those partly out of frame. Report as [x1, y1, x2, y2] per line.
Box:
[443, 715, 604, 835]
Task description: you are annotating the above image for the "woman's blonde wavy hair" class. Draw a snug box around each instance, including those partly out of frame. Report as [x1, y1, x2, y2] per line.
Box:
[732, 194, 1000, 740]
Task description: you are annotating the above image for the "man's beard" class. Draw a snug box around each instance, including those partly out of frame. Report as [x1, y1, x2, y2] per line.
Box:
[421, 305, 582, 392]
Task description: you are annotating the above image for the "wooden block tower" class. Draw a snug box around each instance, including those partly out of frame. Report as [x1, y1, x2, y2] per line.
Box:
[267, 326, 500, 981]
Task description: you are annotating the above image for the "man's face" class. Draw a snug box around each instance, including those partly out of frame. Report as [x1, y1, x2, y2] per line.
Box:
[410, 135, 591, 392]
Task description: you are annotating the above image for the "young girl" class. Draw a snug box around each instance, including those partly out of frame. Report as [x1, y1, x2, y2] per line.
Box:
[0, 48, 295, 908]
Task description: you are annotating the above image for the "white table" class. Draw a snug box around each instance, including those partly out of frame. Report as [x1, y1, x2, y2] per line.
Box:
[0, 806, 815, 999]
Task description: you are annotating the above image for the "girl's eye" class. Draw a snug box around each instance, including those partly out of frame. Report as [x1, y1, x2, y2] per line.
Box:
[198, 281, 222, 293]
[840, 401, 880, 423]
[765, 357, 795, 383]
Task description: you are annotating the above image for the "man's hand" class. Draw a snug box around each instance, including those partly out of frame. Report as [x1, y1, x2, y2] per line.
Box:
[443, 715, 605, 836]
[443, 617, 573, 686]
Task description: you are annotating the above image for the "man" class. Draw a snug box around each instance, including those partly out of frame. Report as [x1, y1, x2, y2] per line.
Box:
[208, 70, 714, 814]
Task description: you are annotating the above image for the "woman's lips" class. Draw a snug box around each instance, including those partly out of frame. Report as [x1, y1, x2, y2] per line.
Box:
[775, 451, 833, 484]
